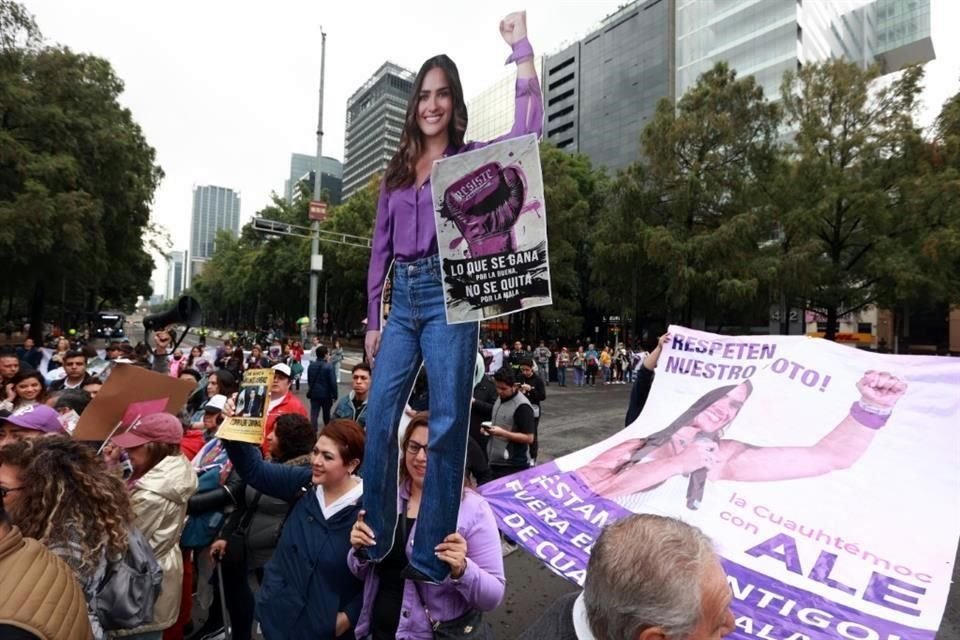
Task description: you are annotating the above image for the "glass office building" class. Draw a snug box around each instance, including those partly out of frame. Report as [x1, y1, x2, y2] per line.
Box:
[284, 153, 344, 204]
[542, 0, 675, 172]
[189, 185, 240, 284]
[465, 59, 543, 142]
[676, 0, 934, 103]
[166, 250, 185, 300]
[342, 62, 415, 199]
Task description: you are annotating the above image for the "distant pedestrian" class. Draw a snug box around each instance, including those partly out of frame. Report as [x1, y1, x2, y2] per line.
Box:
[556, 346, 570, 387]
[533, 340, 552, 386]
[307, 346, 338, 429]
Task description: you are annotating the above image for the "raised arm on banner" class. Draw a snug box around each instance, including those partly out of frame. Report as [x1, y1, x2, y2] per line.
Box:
[717, 371, 907, 482]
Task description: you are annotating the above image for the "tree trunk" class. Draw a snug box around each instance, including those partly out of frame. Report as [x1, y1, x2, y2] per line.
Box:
[825, 307, 838, 341]
[29, 280, 46, 344]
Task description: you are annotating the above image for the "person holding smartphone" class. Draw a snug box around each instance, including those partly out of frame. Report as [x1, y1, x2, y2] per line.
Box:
[473, 367, 535, 482]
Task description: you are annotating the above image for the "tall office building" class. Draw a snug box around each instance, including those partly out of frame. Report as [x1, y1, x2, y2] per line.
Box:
[872, 0, 934, 72]
[189, 185, 240, 284]
[465, 59, 544, 142]
[342, 62, 415, 200]
[542, 0, 934, 174]
[675, 0, 935, 104]
[542, 0, 675, 171]
[166, 250, 185, 300]
[284, 153, 344, 204]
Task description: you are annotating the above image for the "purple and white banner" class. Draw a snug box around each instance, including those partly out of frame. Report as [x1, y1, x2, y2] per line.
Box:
[479, 326, 960, 639]
[432, 134, 551, 324]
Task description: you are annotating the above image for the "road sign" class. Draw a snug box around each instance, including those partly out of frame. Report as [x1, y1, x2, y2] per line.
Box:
[309, 200, 328, 221]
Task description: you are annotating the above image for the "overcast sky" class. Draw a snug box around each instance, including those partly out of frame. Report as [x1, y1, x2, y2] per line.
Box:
[22, 1, 960, 296]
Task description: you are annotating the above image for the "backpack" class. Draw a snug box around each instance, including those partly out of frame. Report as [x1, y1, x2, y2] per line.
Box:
[96, 525, 163, 630]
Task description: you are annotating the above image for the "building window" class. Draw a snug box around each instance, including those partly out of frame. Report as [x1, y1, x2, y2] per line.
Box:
[548, 72, 575, 91]
[858, 322, 873, 334]
[549, 57, 575, 75]
[547, 105, 575, 122]
[548, 89, 575, 106]
[548, 122, 575, 137]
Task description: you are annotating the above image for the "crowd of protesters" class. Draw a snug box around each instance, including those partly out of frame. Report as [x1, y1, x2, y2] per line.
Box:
[485, 338, 650, 389]
[0, 322, 735, 640]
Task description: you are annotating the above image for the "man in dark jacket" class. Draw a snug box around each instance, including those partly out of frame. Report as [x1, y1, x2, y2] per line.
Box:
[519, 515, 734, 640]
[517, 357, 546, 463]
[15, 338, 42, 371]
[306, 346, 338, 429]
[332, 363, 370, 428]
[624, 333, 670, 427]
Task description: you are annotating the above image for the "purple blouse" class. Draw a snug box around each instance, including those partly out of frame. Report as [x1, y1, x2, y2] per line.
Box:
[347, 485, 505, 639]
[365, 68, 544, 331]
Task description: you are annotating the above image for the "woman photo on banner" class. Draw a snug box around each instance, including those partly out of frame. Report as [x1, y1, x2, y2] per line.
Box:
[576, 371, 907, 509]
[361, 10, 543, 583]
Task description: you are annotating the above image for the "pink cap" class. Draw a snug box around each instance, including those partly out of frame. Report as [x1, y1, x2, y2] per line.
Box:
[111, 412, 183, 449]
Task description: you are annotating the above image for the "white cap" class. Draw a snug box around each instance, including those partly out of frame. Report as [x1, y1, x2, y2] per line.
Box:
[204, 394, 228, 413]
[272, 363, 292, 378]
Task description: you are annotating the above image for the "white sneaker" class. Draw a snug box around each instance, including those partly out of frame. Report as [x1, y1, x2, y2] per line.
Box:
[501, 540, 519, 556]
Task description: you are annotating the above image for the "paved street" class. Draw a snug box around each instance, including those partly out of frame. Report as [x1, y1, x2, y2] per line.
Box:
[487, 380, 633, 636]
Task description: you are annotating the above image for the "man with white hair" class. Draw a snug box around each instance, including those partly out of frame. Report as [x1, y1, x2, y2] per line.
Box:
[519, 514, 735, 640]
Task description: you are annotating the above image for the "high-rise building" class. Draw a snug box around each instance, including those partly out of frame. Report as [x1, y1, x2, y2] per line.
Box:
[166, 250, 185, 300]
[342, 62, 415, 200]
[465, 59, 544, 143]
[542, 0, 934, 174]
[871, 0, 935, 72]
[542, 0, 676, 172]
[189, 185, 240, 284]
[284, 153, 344, 204]
[675, 0, 935, 104]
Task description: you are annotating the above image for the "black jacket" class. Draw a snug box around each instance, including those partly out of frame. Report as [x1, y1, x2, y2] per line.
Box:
[306, 360, 338, 401]
[625, 366, 655, 426]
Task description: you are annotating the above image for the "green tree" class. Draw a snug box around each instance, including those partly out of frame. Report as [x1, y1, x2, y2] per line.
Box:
[777, 60, 935, 339]
[531, 144, 606, 338]
[193, 179, 378, 334]
[0, 2, 162, 336]
[319, 177, 377, 332]
[593, 62, 781, 329]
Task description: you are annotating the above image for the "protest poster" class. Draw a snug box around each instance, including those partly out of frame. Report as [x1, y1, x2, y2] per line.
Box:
[432, 133, 551, 324]
[481, 347, 504, 375]
[73, 363, 195, 441]
[479, 326, 960, 639]
[216, 368, 273, 444]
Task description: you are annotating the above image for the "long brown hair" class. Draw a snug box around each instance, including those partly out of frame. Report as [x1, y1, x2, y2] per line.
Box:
[0, 436, 133, 572]
[384, 55, 468, 190]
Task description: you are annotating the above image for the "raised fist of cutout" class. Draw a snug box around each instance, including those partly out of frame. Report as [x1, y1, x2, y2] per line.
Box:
[442, 162, 526, 256]
[856, 370, 907, 409]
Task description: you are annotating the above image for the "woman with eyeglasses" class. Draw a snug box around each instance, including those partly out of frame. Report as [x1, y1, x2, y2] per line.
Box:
[348, 412, 505, 640]
[0, 435, 134, 639]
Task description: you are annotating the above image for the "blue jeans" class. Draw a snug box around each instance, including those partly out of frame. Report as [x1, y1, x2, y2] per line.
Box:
[557, 366, 566, 386]
[363, 254, 477, 582]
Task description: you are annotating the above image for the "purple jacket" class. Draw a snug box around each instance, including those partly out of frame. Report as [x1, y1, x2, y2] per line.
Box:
[347, 484, 505, 639]
[365, 67, 544, 331]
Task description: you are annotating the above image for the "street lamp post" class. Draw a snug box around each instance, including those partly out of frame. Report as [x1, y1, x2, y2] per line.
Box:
[309, 28, 327, 336]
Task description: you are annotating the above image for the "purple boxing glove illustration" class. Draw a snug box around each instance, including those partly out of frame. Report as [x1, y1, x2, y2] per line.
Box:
[441, 161, 526, 256]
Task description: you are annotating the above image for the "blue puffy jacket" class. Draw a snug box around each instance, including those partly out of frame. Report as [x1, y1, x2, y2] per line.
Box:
[223, 441, 363, 640]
